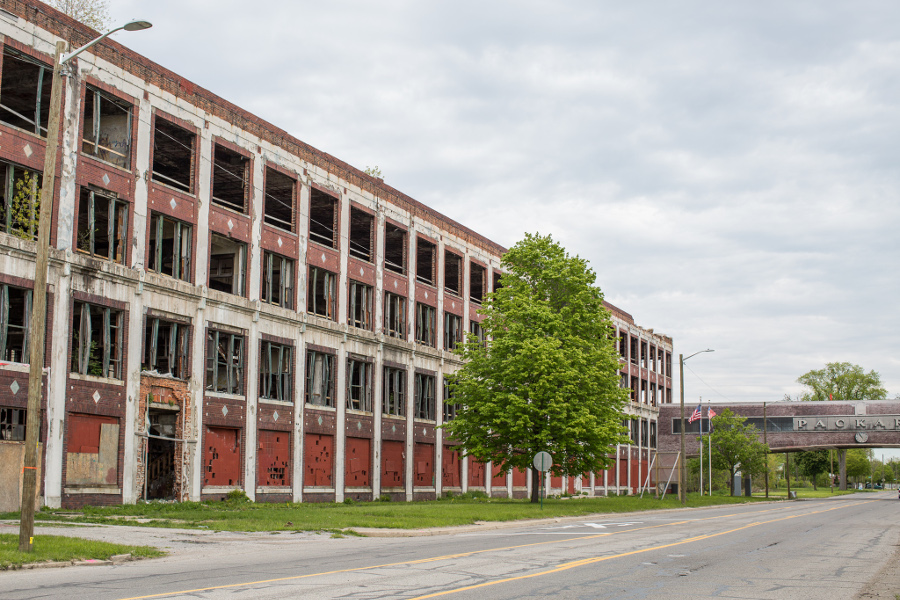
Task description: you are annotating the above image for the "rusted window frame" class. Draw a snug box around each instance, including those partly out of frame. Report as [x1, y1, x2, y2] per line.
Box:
[305, 350, 334, 407]
[414, 373, 435, 420]
[81, 85, 132, 169]
[205, 329, 245, 395]
[71, 301, 123, 379]
[148, 212, 192, 282]
[346, 359, 372, 412]
[261, 250, 294, 309]
[348, 280, 373, 330]
[443, 312, 463, 350]
[383, 366, 405, 416]
[307, 266, 336, 319]
[0, 283, 30, 364]
[383, 292, 406, 339]
[0, 46, 51, 137]
[143, 317, 189, 379]
[76, 187, 128, 264]
[260, 340, 292, 402]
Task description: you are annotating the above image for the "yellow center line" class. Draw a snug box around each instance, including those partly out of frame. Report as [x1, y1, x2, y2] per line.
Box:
[115, 501, 857, 600]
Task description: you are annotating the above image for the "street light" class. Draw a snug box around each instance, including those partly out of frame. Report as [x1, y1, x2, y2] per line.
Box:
[679, 348, 713, 505]
[18, 19, 152, 553]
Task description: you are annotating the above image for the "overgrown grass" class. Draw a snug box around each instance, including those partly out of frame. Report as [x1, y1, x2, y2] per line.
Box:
[760, 488, 858, 499]
[0, 534, 163, 569]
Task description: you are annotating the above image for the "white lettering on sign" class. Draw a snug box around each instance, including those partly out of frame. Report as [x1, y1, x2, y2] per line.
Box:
[815, 420, 827, 430]
[797, 420, 808, 430]
[856, 419, 866, 428]
[874, 420, 886, 429]
[835, 419, 845, 429]
[789, 415, 900, 432]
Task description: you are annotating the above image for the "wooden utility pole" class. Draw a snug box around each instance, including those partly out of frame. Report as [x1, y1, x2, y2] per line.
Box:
[763, 402, 768, 499]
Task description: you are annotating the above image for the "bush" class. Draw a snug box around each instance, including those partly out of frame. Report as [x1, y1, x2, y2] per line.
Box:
[225, 489, 250, 503]
[376, 494, 392, 502]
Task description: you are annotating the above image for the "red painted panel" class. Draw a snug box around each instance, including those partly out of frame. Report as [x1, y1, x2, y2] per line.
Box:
[257, 429, 290, 487]
[442, 447, 462, 488]
[631, 460, 640, 492]
[204, 426, 241, 487]
[512, 467, 527, 487]
[303, 433, 334, 487]
[567, 475, 576, 494]
[550, 475, 562, 489]
[345, 437, 371, 487]
[68, 413, 116, 454]
[619, 458, 628, 487]
[468, 457, 485, 487]
[492, 463, 506, 488]
[414, 443, 434, 486]
[382, 440, 405, 487]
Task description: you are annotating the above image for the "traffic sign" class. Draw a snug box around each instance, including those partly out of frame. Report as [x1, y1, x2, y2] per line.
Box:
[533, 451, 552, 472]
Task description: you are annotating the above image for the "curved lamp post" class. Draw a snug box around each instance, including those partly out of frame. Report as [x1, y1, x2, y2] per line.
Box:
[679, 348, 713, 505]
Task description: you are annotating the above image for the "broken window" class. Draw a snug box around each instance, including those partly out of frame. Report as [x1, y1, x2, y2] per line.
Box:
[349, 207, 374, 262]
[469, 262, 485, 304]
[414, 373, 435, 420]
[0, 161, 41, 239]
[348, 280, 373, 330]
[205, 330, 244, 395]
[307, 266, 336, 319]
[305, 350, 334, 407]
[259, 341, 292, 402]
[82, 86, 132, 169]
[76, 187, 128, 263]
[346, 359, 372, 412]
[261, 251, 294, 309]
[416, 237, 435, 286]
[383, 292, 406, 339]
[143, 317, 188, 378]
[147, 213, 192, 282]
[383, 366, 405, 416]
[70, 302, 123, 379]
[442, 379, 459, 423]
[152, 118, 195, 193]
[212, 143, 249, 213]
[0, 406, 25, 440]
[469, 320, 484, 346]
[208, 233, 247, 297]
[493, 271, 502, 292]
[263, 167, 295, 231]
[0, 283, 31, 363]
[650, 345, 657, 372]
[0, 47, 51, 136]
[309, 188, 337, 248]
[640, 341, 648, 368]
[650, 421, 657, 448]
[630, 336, 638, 365]
[444, 251, 461, 296]
[666, 352, 672, 377]
[443, 312, 463, 351]
[618, 332, 627, 360]
[384, 223, 406, 275]
[415, 302, 435, 347]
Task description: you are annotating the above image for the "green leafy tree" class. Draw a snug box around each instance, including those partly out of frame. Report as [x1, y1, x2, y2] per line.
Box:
[443, 233, 629, 503]
[845, 449, 871, 485]
[795, 450, 829, 490]
[796, 362, 887, 401]
[8, 169, 40, 240]
[47, 0, 110, 31]
[698, 408, 769, 494]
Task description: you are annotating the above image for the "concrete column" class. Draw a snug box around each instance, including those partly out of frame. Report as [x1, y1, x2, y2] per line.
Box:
[839, 449, 847, 490]
[334, 347, 347, 502]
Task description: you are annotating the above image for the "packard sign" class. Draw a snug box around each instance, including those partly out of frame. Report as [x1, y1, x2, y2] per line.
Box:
[794, 416, 900, 432]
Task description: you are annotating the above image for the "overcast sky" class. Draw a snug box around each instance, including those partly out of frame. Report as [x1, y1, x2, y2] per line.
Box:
[105, 1, 899, 408]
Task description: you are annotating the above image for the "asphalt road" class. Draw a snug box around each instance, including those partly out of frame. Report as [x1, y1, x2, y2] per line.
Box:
[2, 492, 899, 599]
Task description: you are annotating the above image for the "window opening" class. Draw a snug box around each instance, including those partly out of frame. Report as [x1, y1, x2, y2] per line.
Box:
[442, 379, 459, 422]
[76, 187, 127, 263]
[147, 212, 191, 281]
[212, 143, 249, 213]
[263, 167, 295, 231]
[143, 317, 188, 378]
[416, 238, 435, 285]
[415, 373, 435, 420]
[82, 86, 132, 169]
[415, 303, 435, 347]
[469, 262, 485, 304]
[208, 233, 247, 296]
[0, 406, 25, 440]
[444, 312, 463, 350]
[305, 350, 334, 407]
[260, 341, 292, 402]
[261, 251, 294, 309]
[383, 366, 405, 416]
[307, 266, 336, 319]
[0, 47, 51, 136]
[383, 292, 406, 339]
[309, 188, 337, 248]
[205, 330, 244, 395]
[0, 283, 30, 363]
[0, 161, 41, 239]
[152, 118, 195, 193]
[349, 207, 374, 262]
[444, 251, 461, 295]
[71, 301, 123, 379]
[469, 320, 484, 346]
[384, 223, 406, 274]
[630, 336, 638, 364]
[346, 359, 372, 412]
[348, 280, 373, 330]
[493, 271, 502, 292]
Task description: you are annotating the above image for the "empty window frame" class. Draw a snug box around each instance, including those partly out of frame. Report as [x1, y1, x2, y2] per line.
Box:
[416, 237, 436, 285]
[76, 187, 127, 263]
[260, 341, 292, 402]
[384, 223, 407, 275]
[82, 86, 132, 169]
[640, 341, 648, 368]
[305, 350, 334, 407]
[152, 118, 195, 193]
[212, 143, 249, 213]
[469, 320, 484, 346]
[0, 47, 51, 136]
[414, 373, 435, 420]
[469, 262, 485, 304]
[208, 233, 247, 297]
[263, 167, 295, 231]
[493, 271, 502, 292]
[383, 292, 406, 339]
[442, 379, 459, 423]
[348, 280, 373, 330]
[444, 312, 463, 351]
[147, 212, 192, 282]
[0, 161, 41, 239]
[346, 359, 372, 412]
[630, 336, 638, 364]
[444, 251, 461, 296]
[307, 266, 336, 319]
[205, 330, 244, 395]
[0, 406, 25, 441]
[309, 188, 337, 248]
[349, 207, 374, 262]
[415, 303, 435, 347]
[0, 284, 31, 363]
[383, 366, 405, 416]
[261, 251, 294, 309]
[143, 317, 188, 378]
[71, 301, 123, 379]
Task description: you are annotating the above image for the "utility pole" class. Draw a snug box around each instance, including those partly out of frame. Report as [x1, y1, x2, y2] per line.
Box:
[763, 402, 768, 499]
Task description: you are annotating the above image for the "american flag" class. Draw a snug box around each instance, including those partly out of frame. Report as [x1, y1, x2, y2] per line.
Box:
[688, 404, 702, 423]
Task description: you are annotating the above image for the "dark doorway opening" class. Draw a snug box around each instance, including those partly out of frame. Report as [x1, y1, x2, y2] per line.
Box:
[146, 409, 177, 500]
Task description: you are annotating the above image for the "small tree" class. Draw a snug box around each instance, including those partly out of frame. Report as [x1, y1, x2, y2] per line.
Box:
[698, 408, 769, 494]
[8, 170, 40, 240]
[845, 449, 871, 486]
[795, 450, 829, 490]
[796, 362, 887, 401]
[47, 0, 110, 31]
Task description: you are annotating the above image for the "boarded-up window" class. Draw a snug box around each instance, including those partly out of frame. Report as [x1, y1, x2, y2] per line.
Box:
[257, 429, 289, 487]
[492, 463, 506, 487]
[414, 443, 434, 487]
[513, 467, 527, 487]
[345, 437, 371, 487]
[203, 426, 241, 487]
[382, 440, 405, 488]
[65, 413, 118, 487]
[442, 447, 461, 488]
[303, 433, 333, 487]
[468, 457, 485, 488]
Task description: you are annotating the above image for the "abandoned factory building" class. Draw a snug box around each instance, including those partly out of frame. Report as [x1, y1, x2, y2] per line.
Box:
[0, 1, 673, 509]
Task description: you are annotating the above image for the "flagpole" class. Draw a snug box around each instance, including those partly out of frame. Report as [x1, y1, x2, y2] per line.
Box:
[699, 396, 704, 497]
[708, 399, 713, 496]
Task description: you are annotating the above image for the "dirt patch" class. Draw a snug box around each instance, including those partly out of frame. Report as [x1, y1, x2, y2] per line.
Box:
[856, 536, 900, 599]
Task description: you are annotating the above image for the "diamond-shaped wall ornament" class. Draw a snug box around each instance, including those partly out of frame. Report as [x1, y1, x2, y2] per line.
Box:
[423, 427, 427, 435]
[277, 237, 283, 248]
[392, 424, 396, 434]
[317, 416, 323, 426]
[393, 280, 398, 289]
[227, 219, 234, 231]
[222, 405, 229, 417]
[170, 198, 178, 210]
[23, 144, 32, 158]
[359, 266, 364, 277]
[451, 301, 456, 309]
[272, 410, 279, 422]
[357, 421, 362, 431]
[102, 173, 110, 185]
[92, 390, 101, 403]
[424, 292, 429, 300]
[321, 252, 327, 264]
[10, 380, 19, 395]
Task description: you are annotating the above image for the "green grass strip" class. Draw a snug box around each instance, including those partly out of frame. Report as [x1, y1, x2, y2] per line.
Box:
[0, 533, 163, 569]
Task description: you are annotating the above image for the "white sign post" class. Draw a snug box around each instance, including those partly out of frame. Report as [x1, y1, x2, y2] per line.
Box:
[533, 451, 552, 509]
